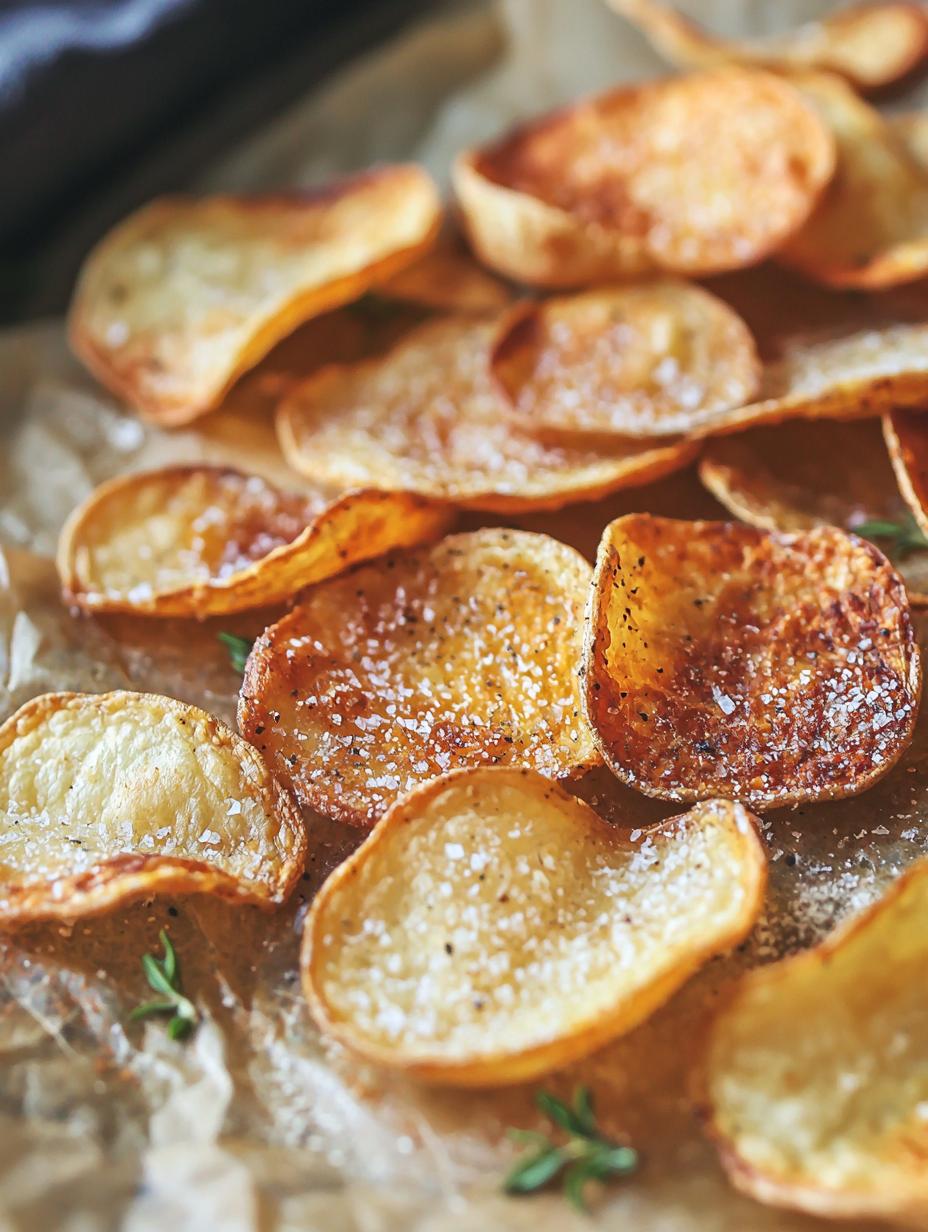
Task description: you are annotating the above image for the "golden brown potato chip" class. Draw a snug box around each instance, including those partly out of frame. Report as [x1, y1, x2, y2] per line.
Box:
[276, 315, 698, 512]
[68, 166, 441, 425]
[57, 465, 453, 618]
[0, 691, 305, 922]
[699, 859, 928, 1224]
[885, 409, 928, 539]
[304, 767, 766, 1086]
[239, 529, 599, 827]
[489, 282, 760, 438]
[453, 68, 834, 286]
[699, 418, 928, 605]
[376, 233, 512, 313]
[608, 0, 928, 92]
[583, 514, 921, 808]
[781, 73, 928, 289]
[892, 108, 928, 168]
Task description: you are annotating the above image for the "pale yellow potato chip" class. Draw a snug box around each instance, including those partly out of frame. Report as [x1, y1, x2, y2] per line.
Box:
[68, 166, 441, 424]
[608, 0, 928, 91]
[0, 691, 305, 922]
[276, 315, 698, 512]
[304, 767, 767, 1086]
[454, 68, 834, 286]
[700, 859, 928, 1225]
[57, 465, 453, 618]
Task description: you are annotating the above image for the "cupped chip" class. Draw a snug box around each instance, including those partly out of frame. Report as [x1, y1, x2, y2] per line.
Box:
[453, 68, 835, 286]
[275, 314, 698, 512]
[68, 166, 441, 424]
[489, 281, 760, 439]
[303, 767, 767, 1086]
[606, 0, 928, 92]
[583, 514, 921, 809]
[699, 859, 928, 1225]
[0, 691, 306, 922]
[239, 529, 600, 828]
[57, 465, 454, 618]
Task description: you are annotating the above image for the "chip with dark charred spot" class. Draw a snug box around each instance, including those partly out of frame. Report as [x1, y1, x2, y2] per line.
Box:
[698, 858, 928, 1224]
[0, 691, 306, 923]
[68, 166, 442, 424]
[303, 767, 767, 1086]
[489, 281, 760, 439]
[606, 0, 928, 92]
[453, 67, 834, 286]
[57, 466, 453, 617]
[276, 314, 698, 511]
[239, 529, 600, 827]
[699, 418, 928, 605]
[583, 514, 921, 808]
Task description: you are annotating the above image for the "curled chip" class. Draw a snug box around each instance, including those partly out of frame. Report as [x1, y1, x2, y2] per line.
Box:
[303, 767, 766, 1086]
[376, 232, 512, 314]
[782, 73, 928, 290]
[0, 691, 305, 922]
[57, 465, 453, 618]
[490, 282, 760, 439]
[240, 529, 599, 827]
[276, 315, 697, 512]
[700, 860, 928, 1224]
[700, 419, 928, 605]
[583, 514, 920, 808]
[453, 68, 834, 286]
[885, 410, 928, 539]
[607, 0, 928, 92]
[68, 166, 441, 424]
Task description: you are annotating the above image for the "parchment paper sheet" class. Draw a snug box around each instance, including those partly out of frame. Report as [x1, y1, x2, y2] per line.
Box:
[1, 3, 927, 1228]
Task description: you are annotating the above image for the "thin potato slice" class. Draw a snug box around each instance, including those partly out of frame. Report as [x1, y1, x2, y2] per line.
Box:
[608, 0, 928, 92]
[490, 282, 760, 439]
[698, 418, 928, 605]
[276, 315, 698, 512]
[239, 529, 599, 827]
[700, 860, 928, 1225]
[782, 73, 928, 289]
[304, 767, 767, 1086]
[69, 166, 441, 424]
[0, 691, 305, 922]
[376, 232, 512, 314]
[885, 410, 928, 542]
[453, 68, 834, 286]
[57, 466, 453, 618]
[583, 514, 921, 808]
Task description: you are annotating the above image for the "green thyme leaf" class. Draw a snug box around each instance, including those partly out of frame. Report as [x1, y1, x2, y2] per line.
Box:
[854, 516, 928, 560]
[504, 1146, 564, 1194]
[130, 929, 198, 1040]
[218, 632, 253, 673]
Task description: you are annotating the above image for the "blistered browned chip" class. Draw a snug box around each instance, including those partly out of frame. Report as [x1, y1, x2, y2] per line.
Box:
[490, 282, 760, 438]
[699, 859, 928, 1224]
[240, 529, 599, 827]
[607, 0, 928, 91]
[57, 465, 453, 618]
[454, 68, 834, 286]
[0, 691, 305, 922]
[304, 767, 766, 1085]
[276, 315, 697, 512]
[376, 232, 512, 313]
[781, 73, 928, 289]
[699, 418, 928, 604]
[68, 166, 441, 424]
[583, 514, 920, 808]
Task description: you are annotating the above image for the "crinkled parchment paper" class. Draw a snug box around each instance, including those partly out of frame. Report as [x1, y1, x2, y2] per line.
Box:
[1, 3, 925, 1228]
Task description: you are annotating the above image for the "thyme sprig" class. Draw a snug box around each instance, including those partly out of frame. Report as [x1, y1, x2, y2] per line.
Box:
[218, 631, 253, 674]
[504, 1086, 638, 1211]
[129, 930, 198, 1040]
[854, 515, 928, 559]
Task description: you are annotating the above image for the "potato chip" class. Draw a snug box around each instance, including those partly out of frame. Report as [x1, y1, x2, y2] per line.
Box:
[303, 767, 766, 1085]
[892, 109, 928, 168]
[583, 514, 921, 808]
[57, 465, 453, 618]
[885, 409, 928, 537]
[0, 690, 305, 922]
[68, 166, 442, 424]
[698, 418, 928, 604]
[276, 315, 698, 512]
[376, 232, 512, 313]
[781, 73, 928, 289]
[699, 859, 928, 1224]
[489, 282, 760, 438]
[608, 0, 928, 92]
[453, 68, 834, 286]
[239, 529, 599, 827]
